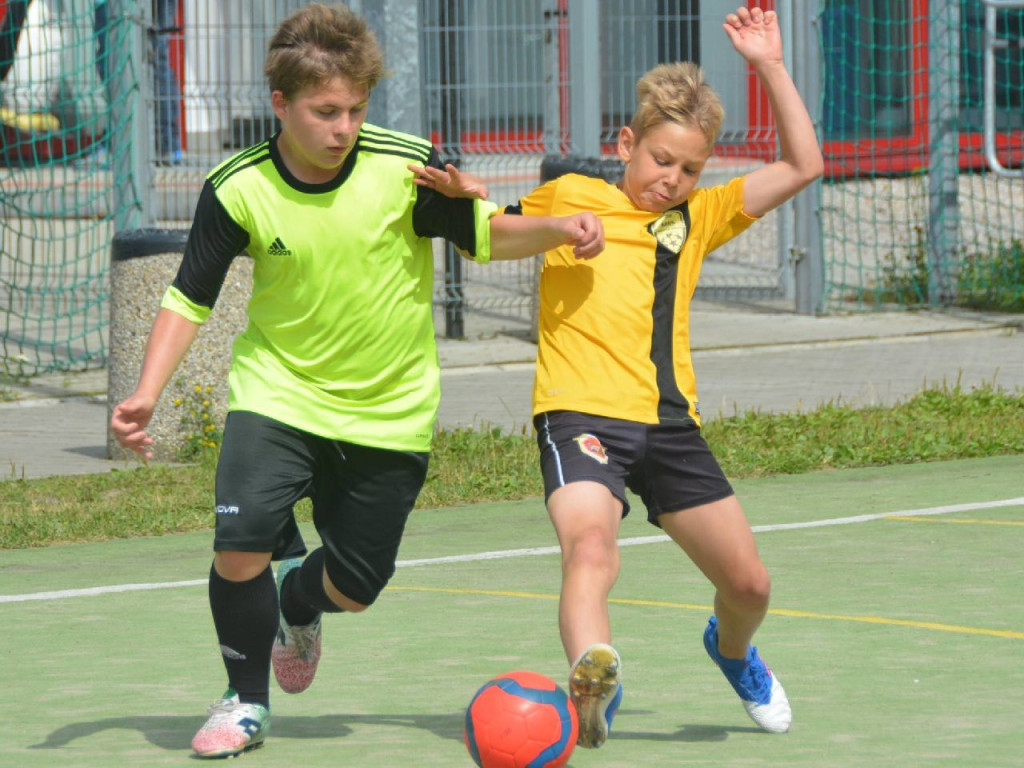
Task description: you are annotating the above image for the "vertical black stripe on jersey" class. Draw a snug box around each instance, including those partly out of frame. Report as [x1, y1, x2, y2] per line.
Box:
[649, 204, 694, 423]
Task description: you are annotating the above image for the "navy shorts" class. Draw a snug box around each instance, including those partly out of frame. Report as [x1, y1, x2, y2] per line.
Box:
[534, 410, 734, 526]
[213, 410, 429, 605]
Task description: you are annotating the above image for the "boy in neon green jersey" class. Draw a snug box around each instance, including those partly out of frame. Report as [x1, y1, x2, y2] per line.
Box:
[109, 3, 602, 758]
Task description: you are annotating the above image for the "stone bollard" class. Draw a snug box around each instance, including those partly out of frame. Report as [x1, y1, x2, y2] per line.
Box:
[106, 229, 252, 462]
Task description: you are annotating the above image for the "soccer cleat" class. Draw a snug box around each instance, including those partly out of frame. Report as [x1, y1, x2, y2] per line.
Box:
[569, 643, 623, 748]
[703, 616, 792, 733]
[272, 558, 323, 694]
[190, 690, 270, 758]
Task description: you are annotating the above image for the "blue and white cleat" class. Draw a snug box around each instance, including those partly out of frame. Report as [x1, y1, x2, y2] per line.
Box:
[703, 616, 791, 733]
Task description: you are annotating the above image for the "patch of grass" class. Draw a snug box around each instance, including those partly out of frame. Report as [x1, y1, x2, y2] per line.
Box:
[876, 225, 929, 305]
[957, 239, 1024, 313]
[422, 425, 540, 508]
[705, 381, 1024, 477]
[876, 227, 1024, 312]
[1, 382, 1021, 550]
[0, 464, 215, 550]
[0, 373, 28, 402]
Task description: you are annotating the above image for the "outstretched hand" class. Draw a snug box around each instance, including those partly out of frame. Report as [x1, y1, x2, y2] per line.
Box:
[408, 163, 490, 200]
[722, 6, 782, 67]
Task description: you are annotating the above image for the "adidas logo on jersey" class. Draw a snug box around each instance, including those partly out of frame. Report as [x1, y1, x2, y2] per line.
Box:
[267, 237, 292, 256]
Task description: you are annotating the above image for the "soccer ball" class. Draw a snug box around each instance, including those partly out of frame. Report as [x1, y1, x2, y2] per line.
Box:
[464, 670, 578, 768]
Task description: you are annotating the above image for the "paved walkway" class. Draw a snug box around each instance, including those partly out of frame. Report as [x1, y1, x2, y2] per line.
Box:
[2, 303, 1022, 481]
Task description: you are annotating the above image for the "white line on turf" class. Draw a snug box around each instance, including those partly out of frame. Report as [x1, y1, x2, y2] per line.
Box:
[3, 497, 1022, 604]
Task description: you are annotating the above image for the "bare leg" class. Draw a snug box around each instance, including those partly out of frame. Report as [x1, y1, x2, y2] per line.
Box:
[658, 495, 771, 658]
[546, 481, 623, 663]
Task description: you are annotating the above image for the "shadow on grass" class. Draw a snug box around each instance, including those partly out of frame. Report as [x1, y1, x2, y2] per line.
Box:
[613, 722, 767, 742]
[28, 709, 764, 753]
[29, 711, 458, 752]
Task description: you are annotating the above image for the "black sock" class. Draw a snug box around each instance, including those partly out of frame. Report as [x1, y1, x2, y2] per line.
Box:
[281, 547, 345, 626]
[208, 562, 277, 709]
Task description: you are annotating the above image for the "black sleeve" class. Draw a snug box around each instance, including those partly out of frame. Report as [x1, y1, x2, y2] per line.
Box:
[410, 148, 480, 255]
[171, 180, 250, 309]
[0, 1, 29, 83]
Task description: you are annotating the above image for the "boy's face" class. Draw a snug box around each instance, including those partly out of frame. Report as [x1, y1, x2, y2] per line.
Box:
[616, 122, 713, 213]
[272, 76, 370, 184]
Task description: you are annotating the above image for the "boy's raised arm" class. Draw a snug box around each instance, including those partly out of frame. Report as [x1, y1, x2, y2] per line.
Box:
[724, 6, 824, 218]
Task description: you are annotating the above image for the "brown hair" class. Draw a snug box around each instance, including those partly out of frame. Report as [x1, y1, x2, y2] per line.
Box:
[265, 3, 388, 99]
[630, 62, 724, 147]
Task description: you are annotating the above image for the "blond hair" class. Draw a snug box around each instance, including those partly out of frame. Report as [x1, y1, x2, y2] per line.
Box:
[630, 62, 724, 147]
[265, 3, 387, 98]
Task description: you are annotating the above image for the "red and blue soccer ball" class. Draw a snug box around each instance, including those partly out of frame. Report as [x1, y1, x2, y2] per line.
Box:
[464, 670, 579, 768]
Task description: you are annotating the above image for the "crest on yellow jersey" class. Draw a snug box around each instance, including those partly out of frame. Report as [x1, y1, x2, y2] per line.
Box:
[650, 209, 687, 254]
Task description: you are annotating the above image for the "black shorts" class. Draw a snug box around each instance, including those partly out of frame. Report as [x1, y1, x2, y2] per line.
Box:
[534, 410, 734, 527]
[213, 410, 429, 605]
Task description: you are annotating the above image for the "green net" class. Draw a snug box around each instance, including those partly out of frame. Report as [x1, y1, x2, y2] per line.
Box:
[819, 0, 1024, 312]
[2, 1, 1023, 380]
[0, 0, 135, 376]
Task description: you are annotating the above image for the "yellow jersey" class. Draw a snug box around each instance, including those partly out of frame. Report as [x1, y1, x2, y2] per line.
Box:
[503, 172, 755, 427]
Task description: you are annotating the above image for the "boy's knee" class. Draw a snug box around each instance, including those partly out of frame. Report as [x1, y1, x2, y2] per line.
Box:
[563, 528, 619, 574]
[213, 550, 273, 582]
[322, 551, 381, 611]
[328, 590, 369, 613]
[721, 564, 772, 612]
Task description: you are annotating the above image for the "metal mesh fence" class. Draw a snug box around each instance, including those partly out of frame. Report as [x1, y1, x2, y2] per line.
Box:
[1, 0, 124, 375]
[2, 0, 1023, 376]
[420, 0, 790, 340]
[818, 0, 1024, 312]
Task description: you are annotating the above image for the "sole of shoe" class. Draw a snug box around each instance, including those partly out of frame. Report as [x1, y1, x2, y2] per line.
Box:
[569, 644, 621, 749]
[193, 739, 266, 759]
[272, 611, 322, 694]
[273, 559, 321, 694]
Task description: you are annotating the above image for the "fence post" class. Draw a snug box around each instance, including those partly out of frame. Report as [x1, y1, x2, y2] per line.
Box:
[928, 0, 961, 305]
[364, 0, 424, 137]
[542, 0, 562, 155]
[790, 0, 824, 314]
[108, 0, 151, 229]
[567, 0, 600, 157]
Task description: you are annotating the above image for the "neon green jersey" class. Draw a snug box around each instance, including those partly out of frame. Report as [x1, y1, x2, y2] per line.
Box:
[162, 126, 495, 451]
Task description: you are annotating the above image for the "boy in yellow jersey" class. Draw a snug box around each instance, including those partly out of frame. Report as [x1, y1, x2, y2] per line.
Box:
[497, 6, 823, 747]
[110, 3, 601, 759]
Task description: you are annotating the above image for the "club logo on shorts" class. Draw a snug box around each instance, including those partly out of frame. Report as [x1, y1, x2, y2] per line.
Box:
[574, 433, 609, 464]
[650, 209, 687, 253]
